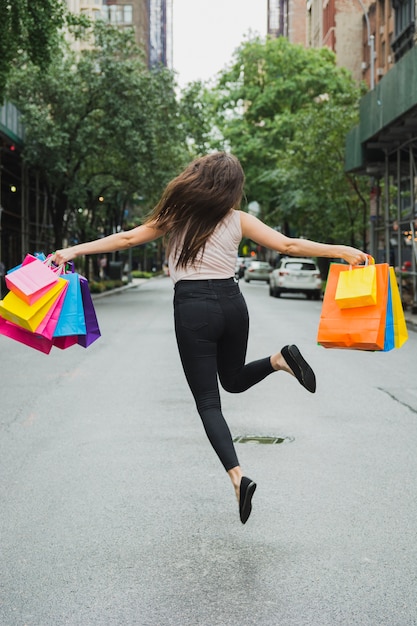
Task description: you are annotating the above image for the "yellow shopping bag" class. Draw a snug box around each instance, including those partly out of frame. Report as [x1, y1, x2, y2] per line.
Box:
[335, 256, 377, 309]
[388, 267, 408, 348]
[0, 277, 68, 332]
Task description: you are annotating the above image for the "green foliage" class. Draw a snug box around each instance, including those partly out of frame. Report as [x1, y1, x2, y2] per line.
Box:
[130, 270, 153, 279]
[177, 80, 225, 158]
[0, 0, 82, 102]
[7, 21, 187, 249]
[89, 279, 125, 294]
[194, 36, 369, 247]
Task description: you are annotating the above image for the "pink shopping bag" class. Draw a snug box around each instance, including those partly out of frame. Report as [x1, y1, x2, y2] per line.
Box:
[5, 255, 59, 305]
[0, 317, 53, 354]
[35, 281, 69, 339]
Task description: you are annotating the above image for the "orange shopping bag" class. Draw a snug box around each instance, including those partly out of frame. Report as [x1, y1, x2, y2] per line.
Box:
[317, 262, 390, 350]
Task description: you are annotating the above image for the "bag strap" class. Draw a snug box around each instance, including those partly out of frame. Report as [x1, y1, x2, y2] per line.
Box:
[346, 254, 375, 271]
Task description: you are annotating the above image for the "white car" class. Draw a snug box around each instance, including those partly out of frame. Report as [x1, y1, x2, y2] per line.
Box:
[269, 257, 322, 299]
[243, 261, 272, 283]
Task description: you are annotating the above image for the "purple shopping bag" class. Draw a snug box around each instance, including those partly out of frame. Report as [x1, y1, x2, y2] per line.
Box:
[77, 276, 101, 348]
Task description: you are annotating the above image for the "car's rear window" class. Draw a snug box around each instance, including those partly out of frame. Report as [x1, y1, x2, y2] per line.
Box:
[284, 262, 316, 271]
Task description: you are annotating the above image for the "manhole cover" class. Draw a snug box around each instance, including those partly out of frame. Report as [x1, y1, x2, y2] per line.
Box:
[233, 435, 294, 445]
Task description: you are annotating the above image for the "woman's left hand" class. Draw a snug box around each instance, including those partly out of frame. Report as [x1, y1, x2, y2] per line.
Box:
[339, 246, 369, 266]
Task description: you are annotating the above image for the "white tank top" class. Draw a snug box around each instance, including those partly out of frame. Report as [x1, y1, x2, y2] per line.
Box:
[168, 210, 242, 283]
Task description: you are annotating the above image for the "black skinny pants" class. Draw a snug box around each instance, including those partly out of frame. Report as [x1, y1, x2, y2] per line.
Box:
[174, 277, 275, 471]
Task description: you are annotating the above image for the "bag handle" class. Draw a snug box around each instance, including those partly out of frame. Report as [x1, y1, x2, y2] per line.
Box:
[347, 254, 375, 271]
[45, 254, 73, 275]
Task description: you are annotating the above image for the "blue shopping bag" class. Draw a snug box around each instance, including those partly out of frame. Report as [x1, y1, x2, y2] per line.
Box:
[383, 275, 395, 352]
[53, 271, 86, 337]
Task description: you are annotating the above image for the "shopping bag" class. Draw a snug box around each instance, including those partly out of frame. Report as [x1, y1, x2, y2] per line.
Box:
[77, 276, 101, 347]
[383, 277, 394, 352]
[335, 257, 377, 309]
[35, 283, 68, 340]
[53, 272, 86, 337]
[53, 336, 78, 350]
[7, 252, 48, 275]
[389, 267, 408, 348]
[317, 262, 390, 350]
[0, 277, 68, 332]
[0, 317, 53, 354]
[7, 253, 37, 275]
[5, 254, 59, 305]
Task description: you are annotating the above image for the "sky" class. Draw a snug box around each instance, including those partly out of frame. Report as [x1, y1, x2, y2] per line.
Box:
[172, 0, 267, 88]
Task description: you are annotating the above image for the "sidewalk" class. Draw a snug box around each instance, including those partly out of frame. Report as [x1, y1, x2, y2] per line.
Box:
[404, 308, 417, 332]
[90, 277, 149, 300]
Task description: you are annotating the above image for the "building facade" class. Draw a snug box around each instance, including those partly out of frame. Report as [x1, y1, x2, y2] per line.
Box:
[345, 0, 417, 311]
[268, 0, 417, 310]
[268, 0, 307, 45]
[101, 0, 173, 69]
[307, 0, 373, 83]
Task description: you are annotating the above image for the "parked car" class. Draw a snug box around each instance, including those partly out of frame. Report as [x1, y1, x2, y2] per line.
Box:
[244, 261, 272, 283]
[269, 257, 322, 299]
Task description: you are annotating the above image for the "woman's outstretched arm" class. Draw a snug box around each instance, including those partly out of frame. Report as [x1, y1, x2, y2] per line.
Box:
[240, 212, 367, 266]
[53, 222, 164, 265]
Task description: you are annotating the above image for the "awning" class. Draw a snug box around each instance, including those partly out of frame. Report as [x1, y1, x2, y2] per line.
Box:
[345, 46, 417, 175]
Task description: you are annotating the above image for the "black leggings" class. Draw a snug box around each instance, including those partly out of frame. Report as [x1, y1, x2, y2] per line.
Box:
[174, 278, 275, 471]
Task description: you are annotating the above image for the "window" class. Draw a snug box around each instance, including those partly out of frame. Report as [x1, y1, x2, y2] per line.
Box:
[392, 0, 415, 60]
[123, 5, 133, 23]
[106, 4, 133, 25]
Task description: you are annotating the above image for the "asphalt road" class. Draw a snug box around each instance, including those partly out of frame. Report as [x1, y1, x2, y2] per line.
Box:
[1, 277, 417, 626]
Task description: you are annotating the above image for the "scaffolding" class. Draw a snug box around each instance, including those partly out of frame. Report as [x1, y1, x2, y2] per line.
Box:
[345, 46, 417, 312]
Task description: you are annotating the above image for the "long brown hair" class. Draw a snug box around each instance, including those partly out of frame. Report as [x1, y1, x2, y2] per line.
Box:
[146, 152, 245, 268]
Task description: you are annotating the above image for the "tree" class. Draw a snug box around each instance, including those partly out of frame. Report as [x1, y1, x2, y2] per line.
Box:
[205, 36, 368, 247]
[0, 0, 72, 102]
[7, 22, 187, 254]
[269, 93, 369, 247]
[178, 80, 224, 158]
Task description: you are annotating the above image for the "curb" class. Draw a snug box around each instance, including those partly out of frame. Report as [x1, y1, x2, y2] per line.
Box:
[91, 278, 148, 300]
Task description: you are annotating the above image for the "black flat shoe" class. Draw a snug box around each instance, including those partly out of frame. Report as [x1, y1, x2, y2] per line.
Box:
[281, 344, 316, 393]
[239, 476, 257, 524]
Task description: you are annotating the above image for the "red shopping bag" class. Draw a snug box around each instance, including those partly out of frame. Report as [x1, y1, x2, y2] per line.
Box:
[53, 336, 78, 350]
